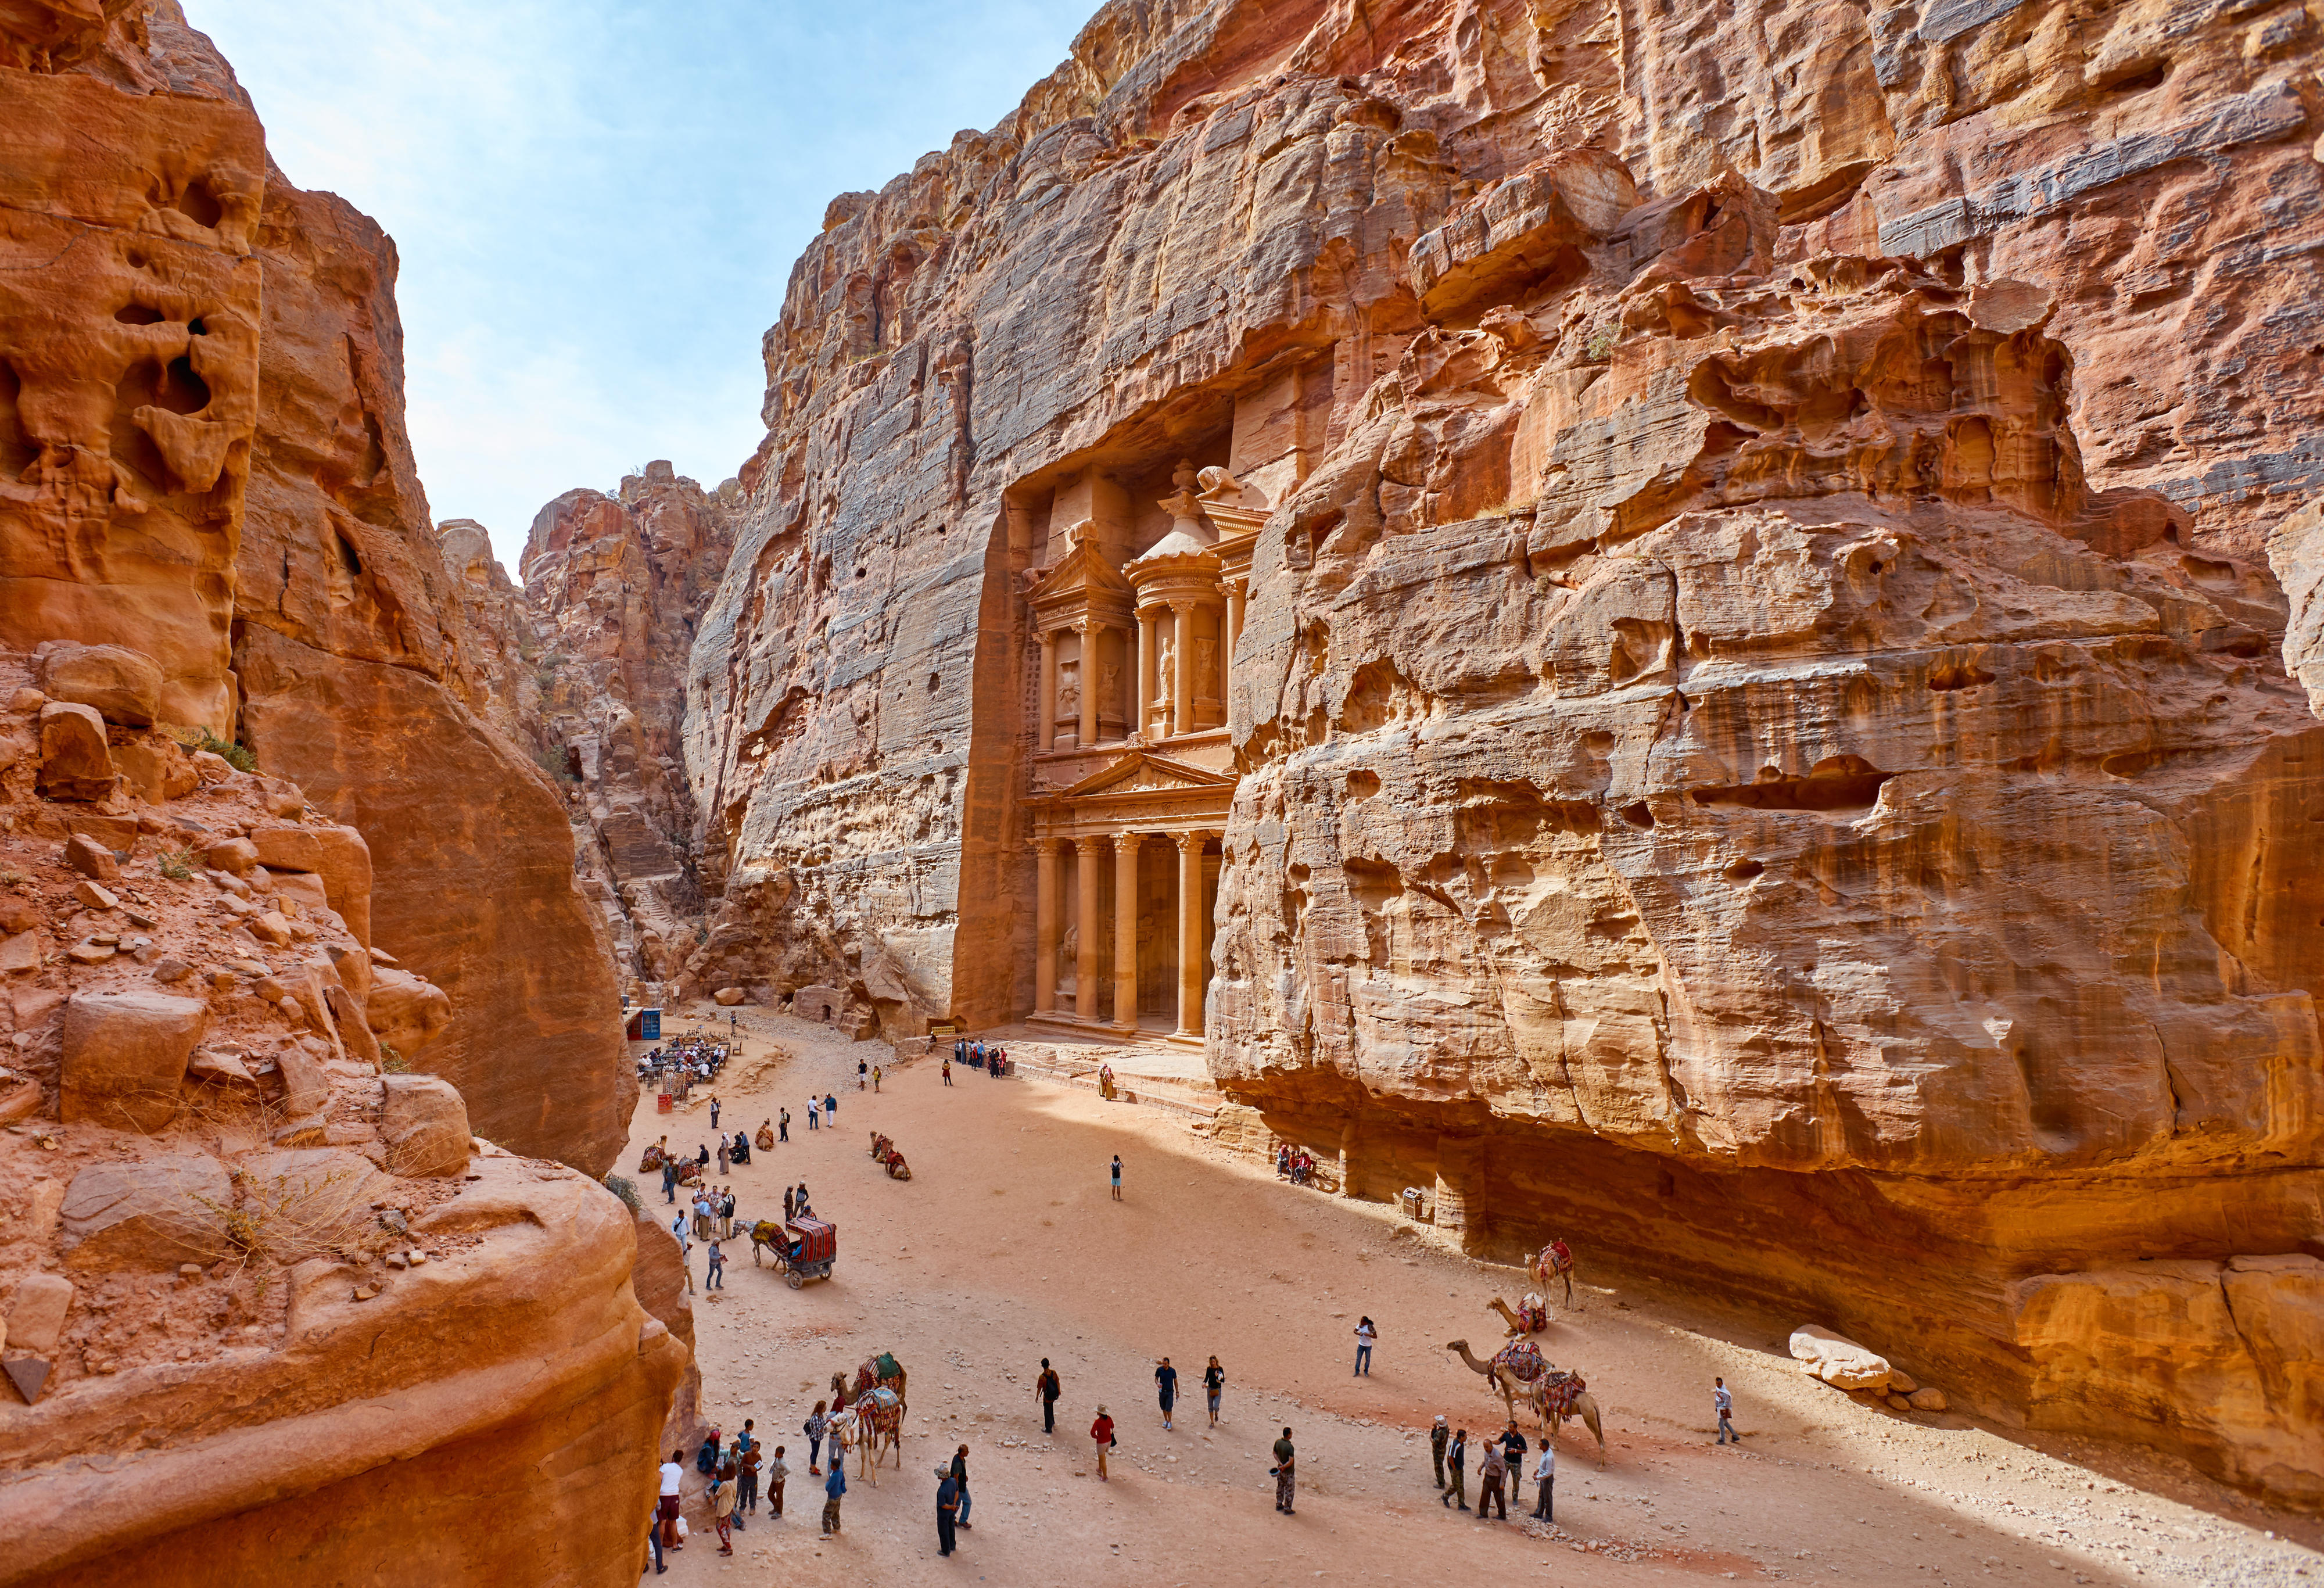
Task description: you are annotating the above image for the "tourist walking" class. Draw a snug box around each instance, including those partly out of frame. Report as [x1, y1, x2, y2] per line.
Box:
[1715, 1376, 1734, 1443]
[1271, 1427, 1296, 1514]
[805, 1400, 829, 1476]
[1037, 1358, 1061, 1433]
[858, 1058, 868, 1090]
[783, 1185, 795, 1223]
[821, 1460, 845, 1535]
[716, 1136, 729, 1176]
[1532, 1442, 1555, 1521]
[661, 1161, 677, 1203]
[767, 1446, 787, 1518]
[1476, 1438, 1508, 1520]
[1203, 1356, 1224, 1425]
[669, 1213, 694, 1295]
[1091, 1405, 1114, 1479]
[779, 1107, 790, 1142]
[657, 1448, 685, 1552]
[1110, 1154, 1123, 1201]
[873, 1065, 881, 1092]
[823, 1091, 837, 1124]
[1442, 1428, 1468, 1510]
[950, 1444, 973, 1528]
[1353, 1316, 1376, 1375]
[710, 1095, 722, 1129]
[935, 1463, 960, 1555]
[943, 1056, 953, 1084]
[705, 1239, 725, 1289]
[1155, 1357, 1178, 1430]
[1430, 1415, 1448, 1488]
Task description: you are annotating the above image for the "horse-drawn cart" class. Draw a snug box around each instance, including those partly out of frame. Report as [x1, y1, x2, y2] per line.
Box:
[750, 1214, 837, 1288]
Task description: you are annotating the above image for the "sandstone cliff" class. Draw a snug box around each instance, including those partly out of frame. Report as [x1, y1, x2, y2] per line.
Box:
[676, 0, 2324, 1506]
[0, 1, 633, 1175]
[0, 655, 683, 1587]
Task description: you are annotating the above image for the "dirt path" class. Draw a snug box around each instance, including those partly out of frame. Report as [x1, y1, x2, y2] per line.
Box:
[623, 1009, 2319, 1587]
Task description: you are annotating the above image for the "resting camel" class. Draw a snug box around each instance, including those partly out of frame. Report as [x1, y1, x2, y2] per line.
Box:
[1446, 1339, 1608, 1463]
[1487, 1294, 1550, 1336]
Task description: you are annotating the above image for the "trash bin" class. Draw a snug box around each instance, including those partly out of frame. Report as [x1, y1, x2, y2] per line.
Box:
[1400, 1186, 1428, 1221]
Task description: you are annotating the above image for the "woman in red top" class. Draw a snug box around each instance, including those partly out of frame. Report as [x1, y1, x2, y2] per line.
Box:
[1090, 1406, 1115, 1481]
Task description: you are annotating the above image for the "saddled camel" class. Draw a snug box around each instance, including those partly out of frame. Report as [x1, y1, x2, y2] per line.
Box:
[1446, 1338, 1606, 1464]
[1487, 1294, 1550, 1336]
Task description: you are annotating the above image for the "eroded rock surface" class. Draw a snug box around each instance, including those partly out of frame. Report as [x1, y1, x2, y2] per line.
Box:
[651, 0, 2323, 1507]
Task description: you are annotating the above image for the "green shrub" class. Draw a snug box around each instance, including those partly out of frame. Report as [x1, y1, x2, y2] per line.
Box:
[194, 728, 257, 773]
[605, 1174, 642, 1213]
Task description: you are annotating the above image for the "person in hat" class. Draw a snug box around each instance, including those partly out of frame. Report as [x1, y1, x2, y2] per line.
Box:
[935, 1463, 960, 1555]
[1091, 1405, 1115, 1480]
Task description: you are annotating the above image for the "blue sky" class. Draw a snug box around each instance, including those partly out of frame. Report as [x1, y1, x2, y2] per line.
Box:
[184, 0, 1092, 573]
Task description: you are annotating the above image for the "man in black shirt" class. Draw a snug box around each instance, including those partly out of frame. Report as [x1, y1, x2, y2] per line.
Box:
[1036, 1358, 1061, 1433]
[1155, 1357, 1179, 1431]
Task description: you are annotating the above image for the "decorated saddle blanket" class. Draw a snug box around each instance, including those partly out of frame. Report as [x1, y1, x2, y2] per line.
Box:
[1541, 1371, 1587, 1418]
[1492, 1340, 1546, 1379]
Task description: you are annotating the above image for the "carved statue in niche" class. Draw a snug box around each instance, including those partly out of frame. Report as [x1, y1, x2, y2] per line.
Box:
[1100, 655, 1122, 715]
[1058, 922, 1078, 994]
[1195, 636, 1218, 697]
[1154, 635, 1177, 726]
[1057, 659, 1080, 724]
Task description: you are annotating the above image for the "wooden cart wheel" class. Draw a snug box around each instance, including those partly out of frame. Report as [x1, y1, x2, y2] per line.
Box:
[787, 1271, 804, 1289]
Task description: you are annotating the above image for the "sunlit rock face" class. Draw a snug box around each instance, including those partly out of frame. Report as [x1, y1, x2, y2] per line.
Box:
[619, 0, 2324, 1502]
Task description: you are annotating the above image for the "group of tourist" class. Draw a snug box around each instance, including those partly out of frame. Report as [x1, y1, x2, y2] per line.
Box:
[637, 1035, 730, 1097]
[647, 1422, 790, 1569]
[1430, 1417, 1557, 1522]
[802, 1090, 838, 1130]
[1274, 1142, 1324, 1185]
[946, 1035, 1010, 1082]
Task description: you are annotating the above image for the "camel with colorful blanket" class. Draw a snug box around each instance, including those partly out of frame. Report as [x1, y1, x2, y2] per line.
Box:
[1487, 1293, 1551, 1335]
[1446, 1338, 1606, 1463]
[1529, 1238, 1577, 1306]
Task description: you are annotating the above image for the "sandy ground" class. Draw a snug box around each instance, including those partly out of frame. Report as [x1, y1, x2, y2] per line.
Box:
[622, 1008, 2321, 1588]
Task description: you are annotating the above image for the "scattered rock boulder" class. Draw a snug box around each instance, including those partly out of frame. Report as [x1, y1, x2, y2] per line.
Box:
[36, 701, 112, 800]
[204, 836, 259, 877]
[379, 1073, 474, 1177]
[63, 832, 119, 883]
[5, 1272, 74, 1352]
[274, 1038, 332, 1118]
[58, 990, 209, 1130]
[1789, 1325, 1893, 1392]
[252, 822, 372, 942]
[59, 1153, 232, 1270]
[1907, 1387, 1948, 1413]
[712, 985, 746, 1006]
[35, 641, 162, 725]
[367, 967, 452, 1058]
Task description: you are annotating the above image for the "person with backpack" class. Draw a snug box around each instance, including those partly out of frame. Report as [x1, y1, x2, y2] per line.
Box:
[1036, 1358, 1061, 1433]
[805, 1400, 829, 1476]
[779, 1107, 790, 1142]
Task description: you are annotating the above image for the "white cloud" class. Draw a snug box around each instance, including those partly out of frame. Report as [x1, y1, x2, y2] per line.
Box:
[183, 0, 1091, 571]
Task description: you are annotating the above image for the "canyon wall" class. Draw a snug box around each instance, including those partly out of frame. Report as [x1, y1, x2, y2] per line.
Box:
[0, 0, 633, 1174]
[0, 8, 678, 1581]
[687, 0, 2324, 1505]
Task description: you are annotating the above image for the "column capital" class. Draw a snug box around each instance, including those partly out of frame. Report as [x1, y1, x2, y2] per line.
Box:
[1172, 830, 1205, 852]
[1038, 627, 1058, 646]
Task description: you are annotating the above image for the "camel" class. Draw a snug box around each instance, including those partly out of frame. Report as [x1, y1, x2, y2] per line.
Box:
[1448, 1339, 1607, 1464]
[1487, 1294, 1550, 1336]
[844, 1393, 903, 1476]
[1529, 1240, 1576, 1307]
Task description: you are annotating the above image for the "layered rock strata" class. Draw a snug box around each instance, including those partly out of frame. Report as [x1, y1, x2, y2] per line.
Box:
[0, 658, 683, 1588]
[0, 0, 630, 1174]
[672, 0, 2323, 1505]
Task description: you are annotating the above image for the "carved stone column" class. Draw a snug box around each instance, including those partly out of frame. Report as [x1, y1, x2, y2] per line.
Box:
[1136, 608, 1156, 739]
[1077, 618, 1101, 750]
[1037, 630, 1057, 754]
[1034, 837, 1060, 1013]
[1169, 600, 1195, 739]
[1174, 831, 1203, 1038]
[1076, 836, 1103, 1021]
[1113, 833, 1140, 1030]
[1339, 1113, 1361, 1199]
[1225, 585, 1245, 704]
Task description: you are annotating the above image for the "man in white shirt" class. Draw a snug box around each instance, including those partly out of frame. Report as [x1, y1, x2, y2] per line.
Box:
[1532, 1443, 1555, 1521]
[656, 1449, 685, 1557]
[1715, 1376, 1735, 1444]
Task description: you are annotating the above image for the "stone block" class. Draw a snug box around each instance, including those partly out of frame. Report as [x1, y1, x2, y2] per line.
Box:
[205, 837, 258, 876]
[367, 966, 451, 1058]
[58, 990, 208, 1131]
[380, 1073, 473, 1177]
[63, 833, 119, 883]
[5, 1272, 73, 1352]
[59, 1153, 232, 1270]
[1789, 1325, 1893, 1391]
[37, 701, 112, 800]
[35, 641, 161, 725]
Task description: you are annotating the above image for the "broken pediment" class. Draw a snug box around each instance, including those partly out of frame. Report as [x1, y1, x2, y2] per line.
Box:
[1061, 752, 1238, 801]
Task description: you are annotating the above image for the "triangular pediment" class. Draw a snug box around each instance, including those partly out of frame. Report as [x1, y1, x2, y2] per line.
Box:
[1026, 540, 1132, 605]
[1063, 751, 1238, 800]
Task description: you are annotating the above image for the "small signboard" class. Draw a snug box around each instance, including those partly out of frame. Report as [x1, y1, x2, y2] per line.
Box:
[930, 1022, 957, 1038]
[626, 1006, 662, 1041]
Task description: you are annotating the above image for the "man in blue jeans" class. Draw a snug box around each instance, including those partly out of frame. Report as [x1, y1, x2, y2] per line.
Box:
[705, 1240, 725, 1290]
[949, 1444, 973, 1528]
[1715, 1376, 1735, 1443]
[1155, 1357, 1178, 1431]
[1354, 1317, 1376, 1375]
